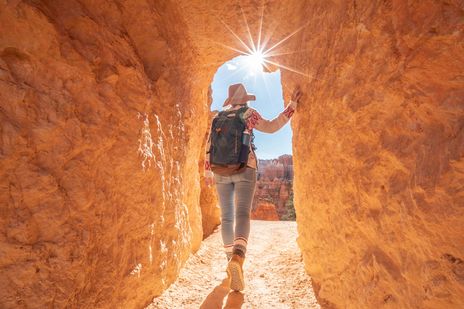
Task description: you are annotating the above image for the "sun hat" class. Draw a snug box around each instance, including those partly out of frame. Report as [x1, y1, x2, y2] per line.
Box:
[223, 83, 256, 107]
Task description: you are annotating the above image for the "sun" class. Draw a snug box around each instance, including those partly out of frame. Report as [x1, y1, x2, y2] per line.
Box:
[214, 4, 312, 79]
[245, 49, 266, 73]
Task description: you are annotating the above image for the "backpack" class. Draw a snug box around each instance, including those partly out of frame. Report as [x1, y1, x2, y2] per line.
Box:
[208, 106, 252, 176]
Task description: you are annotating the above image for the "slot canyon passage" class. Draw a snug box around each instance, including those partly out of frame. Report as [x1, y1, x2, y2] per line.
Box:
[0, 0, 463, 308]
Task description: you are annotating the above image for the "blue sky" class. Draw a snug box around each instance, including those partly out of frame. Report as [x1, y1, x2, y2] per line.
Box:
[210, 56, 292, 159]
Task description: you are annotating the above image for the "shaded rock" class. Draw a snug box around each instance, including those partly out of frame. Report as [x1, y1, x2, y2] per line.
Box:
[0, 1, 206, 308]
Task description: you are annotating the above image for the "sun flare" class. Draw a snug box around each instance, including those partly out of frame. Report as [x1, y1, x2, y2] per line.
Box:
[215, 5, 314, 79]
[245, 49, 266, 72]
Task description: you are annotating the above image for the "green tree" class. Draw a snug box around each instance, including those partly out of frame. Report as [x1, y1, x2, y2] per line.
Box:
[281, 191, 296, 221]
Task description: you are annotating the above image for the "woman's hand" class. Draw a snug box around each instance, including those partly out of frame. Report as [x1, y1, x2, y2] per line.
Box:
[205, 176, 214, 187]
[285, 86, 302, 116]
[204, 168, 215, 187]
[291, 86, 302, 103]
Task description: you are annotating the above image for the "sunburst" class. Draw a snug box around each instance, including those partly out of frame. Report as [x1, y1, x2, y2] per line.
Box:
[244, 48, 265, 73]
[213, 3, 314, 79]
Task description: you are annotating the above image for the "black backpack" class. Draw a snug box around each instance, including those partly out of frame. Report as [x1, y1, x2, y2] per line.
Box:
[208, 106, 252, 175]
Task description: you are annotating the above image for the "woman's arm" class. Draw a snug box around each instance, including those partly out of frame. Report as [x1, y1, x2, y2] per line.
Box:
[204, 112, 218, 185]
[245, 102, 297, 133]
[204, 136, 214, 186]
[244, 86, 302, 133]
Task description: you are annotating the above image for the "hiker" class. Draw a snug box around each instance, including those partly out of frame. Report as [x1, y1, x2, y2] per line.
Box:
[204, 83, 302, 291]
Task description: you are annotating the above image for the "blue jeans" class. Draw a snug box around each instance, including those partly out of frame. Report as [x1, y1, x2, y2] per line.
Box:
[214, 167, 257, 258]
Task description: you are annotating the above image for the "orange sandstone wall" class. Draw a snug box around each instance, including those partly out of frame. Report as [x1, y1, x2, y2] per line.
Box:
[287, 1, 464, 308]
[0, 1, 211, 308]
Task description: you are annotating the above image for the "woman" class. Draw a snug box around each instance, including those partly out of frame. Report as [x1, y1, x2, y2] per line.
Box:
[205, 83, 302, 291]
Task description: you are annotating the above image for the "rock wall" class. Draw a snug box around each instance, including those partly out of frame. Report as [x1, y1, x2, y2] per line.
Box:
[0, 1, 211, 308]
[1, 0, 463, 308]
[287, 1, 464, 308]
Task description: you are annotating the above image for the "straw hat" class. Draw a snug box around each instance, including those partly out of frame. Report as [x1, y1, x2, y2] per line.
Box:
[223, 83, 256, 107]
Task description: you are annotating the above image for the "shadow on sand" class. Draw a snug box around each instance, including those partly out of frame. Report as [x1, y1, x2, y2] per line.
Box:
[200, 278, 244, 309]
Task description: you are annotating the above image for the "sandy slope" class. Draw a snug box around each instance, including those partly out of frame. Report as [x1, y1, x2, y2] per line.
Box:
[147, 220, 320, 309]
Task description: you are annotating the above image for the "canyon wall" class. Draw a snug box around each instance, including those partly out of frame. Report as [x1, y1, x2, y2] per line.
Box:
[286, 1, 464, 308]
[1, 0, 463, 308]
[0, 1, 213, 308]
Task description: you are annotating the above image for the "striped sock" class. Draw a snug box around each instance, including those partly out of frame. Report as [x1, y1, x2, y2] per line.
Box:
[233, 236, 248, 257]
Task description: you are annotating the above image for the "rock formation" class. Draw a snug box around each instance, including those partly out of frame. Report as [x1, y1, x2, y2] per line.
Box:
[0, 1, 208, 308]
[251, 202, 280, 221]
[1, 1, 463, 308]
[288, 2, 464, 308]
[252, 155, 294, 220]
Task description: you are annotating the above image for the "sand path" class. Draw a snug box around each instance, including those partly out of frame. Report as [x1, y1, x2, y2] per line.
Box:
[147, 220, 320, 309]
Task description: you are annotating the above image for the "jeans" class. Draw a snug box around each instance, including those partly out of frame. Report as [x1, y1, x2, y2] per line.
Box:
[214, 167, 257, 258]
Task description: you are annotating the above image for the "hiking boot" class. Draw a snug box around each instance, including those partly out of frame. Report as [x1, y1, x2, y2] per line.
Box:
[227, 254, 245, 291]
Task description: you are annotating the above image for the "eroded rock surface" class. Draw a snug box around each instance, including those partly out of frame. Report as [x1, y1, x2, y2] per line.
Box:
[287, 1, 464, 308]
[0, 1, 208, 308]
[1, 0, 463, 308]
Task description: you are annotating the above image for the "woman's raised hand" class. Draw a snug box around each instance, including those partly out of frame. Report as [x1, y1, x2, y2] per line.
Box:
[291, 86, 302, 103]
[286, 86, 302, 114]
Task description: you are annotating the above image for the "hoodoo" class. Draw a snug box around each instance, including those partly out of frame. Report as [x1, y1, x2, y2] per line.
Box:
[0, 1, 463, 308]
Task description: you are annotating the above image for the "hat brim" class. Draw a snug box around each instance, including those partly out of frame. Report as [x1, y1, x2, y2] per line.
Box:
[223, 94, 256, 107]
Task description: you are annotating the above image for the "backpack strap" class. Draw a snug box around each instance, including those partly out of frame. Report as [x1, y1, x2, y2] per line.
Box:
[218, 106, 249, 122]
[237, 105, 249, 123]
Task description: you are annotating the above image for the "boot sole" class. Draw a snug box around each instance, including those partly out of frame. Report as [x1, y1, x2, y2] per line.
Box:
[227, 261, 244, 291]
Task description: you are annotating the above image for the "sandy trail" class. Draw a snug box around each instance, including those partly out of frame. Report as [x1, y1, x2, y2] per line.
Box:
[147, 220, 320, 309]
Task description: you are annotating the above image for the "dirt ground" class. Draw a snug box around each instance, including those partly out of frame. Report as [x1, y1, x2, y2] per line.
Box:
[147, 220, 321, 309]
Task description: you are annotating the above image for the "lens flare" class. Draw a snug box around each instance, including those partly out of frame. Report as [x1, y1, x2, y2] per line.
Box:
[246, 49, 265, 72]
[212, 3, 317, 80]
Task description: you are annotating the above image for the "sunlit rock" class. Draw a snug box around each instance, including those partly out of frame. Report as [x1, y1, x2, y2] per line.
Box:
[251, 202, 280, 221]
[253, 155, 294, 220]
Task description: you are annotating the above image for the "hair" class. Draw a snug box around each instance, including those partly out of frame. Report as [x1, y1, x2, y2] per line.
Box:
[224, 102, 249, 110]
